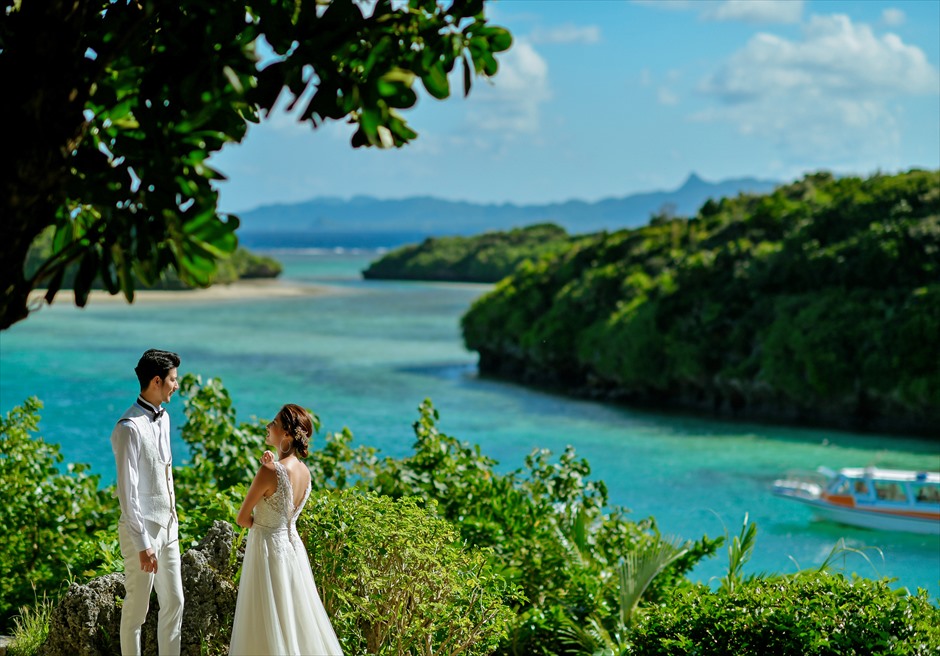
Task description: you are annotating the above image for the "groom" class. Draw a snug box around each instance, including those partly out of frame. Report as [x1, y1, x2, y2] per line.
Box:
[111, 349, 184, 656]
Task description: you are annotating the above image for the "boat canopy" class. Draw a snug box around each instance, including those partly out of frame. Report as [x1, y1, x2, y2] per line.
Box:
[823, 467, 940, 484]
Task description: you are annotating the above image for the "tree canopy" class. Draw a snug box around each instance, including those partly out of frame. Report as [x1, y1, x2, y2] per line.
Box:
[0, 0, 511, 329]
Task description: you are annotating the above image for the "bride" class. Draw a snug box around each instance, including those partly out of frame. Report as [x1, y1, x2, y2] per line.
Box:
[229, 404, 343, 655]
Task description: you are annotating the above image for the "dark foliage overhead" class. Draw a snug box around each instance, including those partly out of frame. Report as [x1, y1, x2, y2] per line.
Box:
[0, 0, 511, 329]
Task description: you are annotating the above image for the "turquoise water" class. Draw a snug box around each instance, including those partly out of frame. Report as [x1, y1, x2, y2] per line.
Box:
[2, 251, 938, 598]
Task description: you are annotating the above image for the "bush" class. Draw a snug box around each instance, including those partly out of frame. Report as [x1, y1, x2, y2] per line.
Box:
[0, 399, 113, 630]
[630, 574, 940, 656]
[174, 373, 273, 549]
[326, 398, 721, 655]
[6, 380, 932, 656]
[299, 489, 521, 655]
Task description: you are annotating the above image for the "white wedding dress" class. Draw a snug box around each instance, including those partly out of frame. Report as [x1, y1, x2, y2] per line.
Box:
[229, 462, 343, 655]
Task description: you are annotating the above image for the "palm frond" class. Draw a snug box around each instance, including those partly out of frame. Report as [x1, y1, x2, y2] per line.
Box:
[814, 538, 884, 578]
[619, 534, 690, 626]
[719, 513, 758, 594]
[556, 613, 623, 656]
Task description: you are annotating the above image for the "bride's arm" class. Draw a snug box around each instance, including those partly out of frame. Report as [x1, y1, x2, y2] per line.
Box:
[236, 463, 277, 528]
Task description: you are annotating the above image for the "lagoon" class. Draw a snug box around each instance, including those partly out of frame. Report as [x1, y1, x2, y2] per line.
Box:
[1, 250, 938, 598]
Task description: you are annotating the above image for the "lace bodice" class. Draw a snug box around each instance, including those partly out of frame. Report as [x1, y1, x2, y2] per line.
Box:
[252, 462, 311, 535]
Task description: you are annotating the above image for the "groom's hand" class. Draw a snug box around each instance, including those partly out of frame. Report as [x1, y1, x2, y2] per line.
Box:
[139, 548, 158, 574]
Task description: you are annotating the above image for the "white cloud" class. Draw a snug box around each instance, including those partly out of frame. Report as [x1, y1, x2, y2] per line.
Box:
[696, 13, 939, 162]
[463, 40, 551, 136]
[530, 23, 601, 45]
[881, 8, 906, 27]
[634, 0, 802, 24]
[631, 0, 697, 11]
[704, 0, 804, 24]
[657, 87, 679, 106]
[704, 15, 937, 100]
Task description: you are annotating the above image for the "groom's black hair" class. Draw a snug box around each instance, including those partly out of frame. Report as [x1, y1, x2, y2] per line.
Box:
[135, 349, 181, 390]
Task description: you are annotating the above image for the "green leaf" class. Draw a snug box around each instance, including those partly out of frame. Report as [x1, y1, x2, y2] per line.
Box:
[43, 267, 66, 304]
[488, 28, 513, 53]
[462, 54, 472, 97]
[377, 76, 418, 109]
[358, 108, 381, 144]
[422, 61, 450, 100]
[73, 250, 100, 307]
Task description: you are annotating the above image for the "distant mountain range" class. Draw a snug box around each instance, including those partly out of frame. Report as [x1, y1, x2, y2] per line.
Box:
[236, 173, 782, 249]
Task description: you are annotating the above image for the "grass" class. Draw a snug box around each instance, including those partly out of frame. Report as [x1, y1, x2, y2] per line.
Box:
[7, 595, 53, 656]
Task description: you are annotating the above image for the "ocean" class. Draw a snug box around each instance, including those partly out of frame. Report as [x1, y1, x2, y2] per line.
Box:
[1, 250, 938, 598]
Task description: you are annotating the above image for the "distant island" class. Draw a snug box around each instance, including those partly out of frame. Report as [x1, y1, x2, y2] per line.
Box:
[454, 170, 939, 437]
[235, 173, 780, 249]
[362, 224, 573, 282]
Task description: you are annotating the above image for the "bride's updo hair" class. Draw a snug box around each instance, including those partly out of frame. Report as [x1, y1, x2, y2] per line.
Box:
[277, 403, 313, 458]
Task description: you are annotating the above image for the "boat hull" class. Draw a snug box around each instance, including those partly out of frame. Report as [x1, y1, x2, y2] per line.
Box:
[777, 494, 940, 535]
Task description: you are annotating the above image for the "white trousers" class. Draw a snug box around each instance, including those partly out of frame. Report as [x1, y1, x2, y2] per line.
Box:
[118, 518, 184, 656]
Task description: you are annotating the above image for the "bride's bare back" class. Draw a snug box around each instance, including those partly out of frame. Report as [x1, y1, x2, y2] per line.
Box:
[279, 457, 312, 512]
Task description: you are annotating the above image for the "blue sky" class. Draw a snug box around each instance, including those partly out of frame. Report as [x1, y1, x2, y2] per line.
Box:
[212, 0, 940, 213]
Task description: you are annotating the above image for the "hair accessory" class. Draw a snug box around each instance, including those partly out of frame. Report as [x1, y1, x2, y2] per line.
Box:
[294, 428, 309, 444]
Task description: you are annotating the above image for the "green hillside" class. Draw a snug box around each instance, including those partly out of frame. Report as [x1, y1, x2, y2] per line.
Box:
[461, 170, 940, 436]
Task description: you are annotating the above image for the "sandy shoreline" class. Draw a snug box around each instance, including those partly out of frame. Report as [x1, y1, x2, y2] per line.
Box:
[29, 279, 347, 306]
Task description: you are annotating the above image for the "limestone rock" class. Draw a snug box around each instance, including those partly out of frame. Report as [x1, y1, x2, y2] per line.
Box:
[41, 521, 243, 656]
[39, 573, 124, 656]
[174, 522, 240, 656]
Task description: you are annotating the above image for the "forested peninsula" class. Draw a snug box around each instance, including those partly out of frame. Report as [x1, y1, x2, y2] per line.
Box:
[461, 170, 940, 437]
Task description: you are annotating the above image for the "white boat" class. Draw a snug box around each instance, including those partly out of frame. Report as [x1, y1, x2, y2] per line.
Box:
[772, 467, 940, 535]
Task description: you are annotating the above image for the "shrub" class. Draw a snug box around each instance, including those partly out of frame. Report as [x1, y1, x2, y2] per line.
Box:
[174, 373, 275, 548]
[630, 574, 940, 656]
[351, 399, 721, 655]
[0, 399, 113, 630]
[298, 489, 521, 656]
